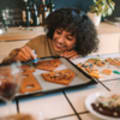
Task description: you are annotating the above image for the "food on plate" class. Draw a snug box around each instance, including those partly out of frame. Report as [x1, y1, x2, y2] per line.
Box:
[35, 59, 62, 71]
[105, 58, 120, 67]
[77, 62, 100, 79]
[95, 60, 105, 67]
[86, 58, 97, 64]
[88, 70, 100, 79]
[87, 58, 105, 67]
[77, 62, 95, 72]
[101, 69, 112, 75]
[91, 94, 120, 118]
[41, 69, 75, 85]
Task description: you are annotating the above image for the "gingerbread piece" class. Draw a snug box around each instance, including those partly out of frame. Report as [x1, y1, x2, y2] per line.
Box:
[35, 59, 61, 71]
[92, 94, 120, 118]
[87, 58, 97, 64]
[105, 58, 120, 67]
[87, 58, 105, 67]
[95, 60, 105, 67]
[41, 69, 75, 85]
[102, 69, 112, 75]
[20, 72, 42, 93]
[21, 65, 35, 74]
[77, 63, 84, 70]
[77, 62, 98, 74]
[89, 70, 100, 79]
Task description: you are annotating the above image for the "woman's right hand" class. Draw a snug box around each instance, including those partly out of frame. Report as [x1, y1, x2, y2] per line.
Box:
[14, 46, 37, 62]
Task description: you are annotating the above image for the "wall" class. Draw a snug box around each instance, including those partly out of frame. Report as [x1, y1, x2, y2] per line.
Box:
[0, 0, 120, 13]
[106, 0, 120, 20]
[0, 0, 24, 10]
[0, 0, 92, 11]
[0, 0, 120, 25]
[0, 0, 93, 27]
[54, 0, 92, 12]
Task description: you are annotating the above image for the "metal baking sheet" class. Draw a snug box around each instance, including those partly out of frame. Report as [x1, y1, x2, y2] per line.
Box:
[71, 53, 120, 81]
[17, 56, 96, 97]
[0, 56, 96, 99]
[34, 57, 95, 92]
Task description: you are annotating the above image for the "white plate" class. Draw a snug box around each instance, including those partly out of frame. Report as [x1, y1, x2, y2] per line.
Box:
[85, 92, 120, 120]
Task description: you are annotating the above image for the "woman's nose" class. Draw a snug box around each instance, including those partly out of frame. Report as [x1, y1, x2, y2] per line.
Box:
[57, 36, 65, 43]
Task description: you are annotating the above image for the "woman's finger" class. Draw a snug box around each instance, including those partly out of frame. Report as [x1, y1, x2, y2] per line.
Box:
[24, 46, 37, 59]
[15, 51, 30, 61]
[21, 46, 32, 60]
[14, 46, 37, 62]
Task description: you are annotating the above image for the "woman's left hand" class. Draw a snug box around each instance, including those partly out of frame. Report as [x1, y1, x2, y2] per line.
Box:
[60, 50, 78, 59]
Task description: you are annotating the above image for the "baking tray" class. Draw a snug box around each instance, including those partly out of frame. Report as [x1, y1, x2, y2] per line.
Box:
[71, 53, 120, 81]
[0, 56, 96, 99]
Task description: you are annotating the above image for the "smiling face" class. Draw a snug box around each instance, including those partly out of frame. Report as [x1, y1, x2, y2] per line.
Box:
[52, 29, 76, 53]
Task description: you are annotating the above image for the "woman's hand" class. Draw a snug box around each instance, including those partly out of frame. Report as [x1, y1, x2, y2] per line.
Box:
[60, 50, 78, 59]
[14, 46, 36, 62]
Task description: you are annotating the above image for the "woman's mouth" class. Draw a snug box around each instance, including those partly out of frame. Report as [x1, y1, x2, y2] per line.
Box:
[55, 43, 66, 50]
[53, 42, 67, 52]
[56, 43, 62, 49]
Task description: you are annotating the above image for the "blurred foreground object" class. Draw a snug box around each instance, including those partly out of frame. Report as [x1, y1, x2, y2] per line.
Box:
[0, 113, 34, 120]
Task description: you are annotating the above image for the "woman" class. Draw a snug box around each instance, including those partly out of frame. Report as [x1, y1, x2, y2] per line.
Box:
[2, 8, 99, 64]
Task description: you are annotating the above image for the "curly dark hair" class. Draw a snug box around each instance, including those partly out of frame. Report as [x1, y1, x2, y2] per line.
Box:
[45, 8, 99, 56]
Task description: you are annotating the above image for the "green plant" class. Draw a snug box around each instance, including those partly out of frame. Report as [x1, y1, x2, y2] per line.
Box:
[90, 0, 115, 17]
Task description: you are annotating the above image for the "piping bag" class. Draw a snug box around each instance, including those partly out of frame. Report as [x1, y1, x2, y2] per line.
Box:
[32, 50, 39, 63]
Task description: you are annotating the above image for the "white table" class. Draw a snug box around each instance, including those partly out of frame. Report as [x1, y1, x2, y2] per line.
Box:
[16, 54, 120, 120]
[0, 53, 120, 119]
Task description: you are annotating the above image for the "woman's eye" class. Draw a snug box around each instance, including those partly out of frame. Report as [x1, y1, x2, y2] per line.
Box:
[56, 30, 62, 35]
[66, 36, 73, 41]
